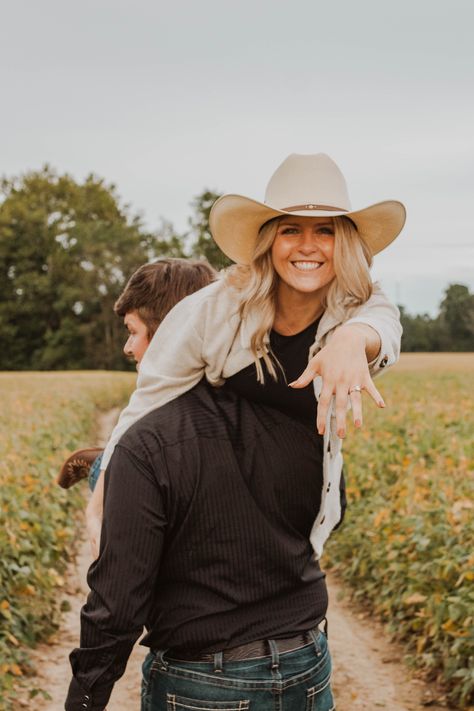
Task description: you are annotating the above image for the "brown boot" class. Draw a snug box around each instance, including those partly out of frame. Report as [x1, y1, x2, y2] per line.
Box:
[57, 447, 104, 489]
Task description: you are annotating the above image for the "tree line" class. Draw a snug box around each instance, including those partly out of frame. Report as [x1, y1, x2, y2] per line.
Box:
[0, 167, 472, 371]
[400, 287, 474, 352]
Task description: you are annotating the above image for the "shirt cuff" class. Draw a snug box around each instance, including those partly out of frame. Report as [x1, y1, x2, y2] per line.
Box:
[65, 677, 112, 711]
[344, 317, 392, 372]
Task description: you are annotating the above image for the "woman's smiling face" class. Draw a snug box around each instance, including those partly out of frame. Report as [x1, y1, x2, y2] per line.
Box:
[271, 216, 336, 296]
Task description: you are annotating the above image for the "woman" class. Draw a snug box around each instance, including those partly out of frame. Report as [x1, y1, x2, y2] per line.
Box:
[88, 152, 405, 559]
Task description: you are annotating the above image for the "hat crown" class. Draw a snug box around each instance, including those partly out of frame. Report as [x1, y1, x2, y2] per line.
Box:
[264, 153, 352, 212]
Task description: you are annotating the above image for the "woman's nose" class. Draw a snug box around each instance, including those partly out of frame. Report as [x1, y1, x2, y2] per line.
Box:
[298, 229, 321, 252]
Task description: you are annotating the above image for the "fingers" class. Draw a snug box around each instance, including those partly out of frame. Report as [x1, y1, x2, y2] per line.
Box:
[316, 390, 332, 434]
[290, 353, 387, 436]
[317, 382, 386, 437]
[289, 356, 321, 388]
[363, 379, 386, 408]
[317, 381, 359, 436]
[349, 390, 363, 430]
[335, 385, 350, 438]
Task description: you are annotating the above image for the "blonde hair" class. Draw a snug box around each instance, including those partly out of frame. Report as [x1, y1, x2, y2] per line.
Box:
[226, 215, 373, 382]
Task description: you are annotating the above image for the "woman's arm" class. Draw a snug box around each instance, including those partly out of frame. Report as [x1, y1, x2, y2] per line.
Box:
[291, 284, 401, 437]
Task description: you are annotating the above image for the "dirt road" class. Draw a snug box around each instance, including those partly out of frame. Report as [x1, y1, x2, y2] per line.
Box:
[18, 409, 143, 710]
[20, 409, 447, 710]
[326, 573, 446, 710]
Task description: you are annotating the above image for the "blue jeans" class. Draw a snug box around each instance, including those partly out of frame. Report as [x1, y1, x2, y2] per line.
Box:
[88, 453, 103, 492]
[141, 628, 334, 710]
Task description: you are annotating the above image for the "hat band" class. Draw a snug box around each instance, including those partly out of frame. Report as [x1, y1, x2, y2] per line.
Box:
[282, 203, 346, 212]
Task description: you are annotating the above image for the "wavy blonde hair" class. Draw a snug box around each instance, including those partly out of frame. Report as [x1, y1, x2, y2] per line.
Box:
[226, 215, 373, 382]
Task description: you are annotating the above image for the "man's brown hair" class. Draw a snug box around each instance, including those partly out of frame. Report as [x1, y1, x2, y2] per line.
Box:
[114, 258, 217, 339]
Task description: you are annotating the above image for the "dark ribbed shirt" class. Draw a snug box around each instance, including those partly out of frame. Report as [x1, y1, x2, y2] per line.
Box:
[66, 381, 328, 710]
[225, 315, 322, 429]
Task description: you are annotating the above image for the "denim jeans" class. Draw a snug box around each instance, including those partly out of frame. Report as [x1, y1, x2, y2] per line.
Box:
[141, 628, 335, 710]
[88, 453, 103, 492]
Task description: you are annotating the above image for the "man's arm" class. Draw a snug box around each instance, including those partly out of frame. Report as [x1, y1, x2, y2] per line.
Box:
[86, 468, 105, 559]
[65, 445, 167, 711]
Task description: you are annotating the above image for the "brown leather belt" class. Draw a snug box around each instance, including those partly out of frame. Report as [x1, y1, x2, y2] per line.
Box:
[168, 632, 313, 663]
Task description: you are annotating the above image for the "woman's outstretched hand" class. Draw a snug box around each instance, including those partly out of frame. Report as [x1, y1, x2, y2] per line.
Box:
[289, 323, 386, 437]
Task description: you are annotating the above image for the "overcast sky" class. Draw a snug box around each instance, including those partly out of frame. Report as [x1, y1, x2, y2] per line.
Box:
[1, 0, 473, 315]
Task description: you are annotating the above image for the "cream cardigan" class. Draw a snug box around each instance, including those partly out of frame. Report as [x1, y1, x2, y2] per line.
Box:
[103, 277, 401, 558]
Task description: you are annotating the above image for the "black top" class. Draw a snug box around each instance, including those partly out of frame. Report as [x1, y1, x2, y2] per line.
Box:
[66, 381, 328, 710]
[225, 315, 322, 430]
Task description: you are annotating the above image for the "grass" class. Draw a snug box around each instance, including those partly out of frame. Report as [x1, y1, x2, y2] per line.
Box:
[324, 353, 474, 708]
[0, 371, 135, 710]
[1, 357, 473, 708]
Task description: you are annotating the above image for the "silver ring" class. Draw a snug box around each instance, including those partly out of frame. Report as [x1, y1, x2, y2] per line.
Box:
[349, 385, 363, 394]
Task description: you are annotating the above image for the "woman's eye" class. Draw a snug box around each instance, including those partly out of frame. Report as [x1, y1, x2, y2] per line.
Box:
[318, 228, 334, 235]
[280, 227, 299, 235]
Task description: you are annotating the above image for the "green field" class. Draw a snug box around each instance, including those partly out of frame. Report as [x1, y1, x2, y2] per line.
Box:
[0, 372, 135, 709]
[324, 353, 474, 708]
[0, 359, 473, 708]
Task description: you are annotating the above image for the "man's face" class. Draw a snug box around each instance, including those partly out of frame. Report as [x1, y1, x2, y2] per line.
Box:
[123, 311, 150, 367]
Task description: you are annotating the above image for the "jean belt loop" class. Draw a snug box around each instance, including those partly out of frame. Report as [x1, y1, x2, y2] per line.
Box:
[213, 651, 224, 674]
[156, 649, 169, 670]
[268, 639, 280, 671]
[309, 629, 322, 657]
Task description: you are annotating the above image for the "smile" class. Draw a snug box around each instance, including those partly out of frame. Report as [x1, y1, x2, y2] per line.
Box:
[291, 261, 324, 271]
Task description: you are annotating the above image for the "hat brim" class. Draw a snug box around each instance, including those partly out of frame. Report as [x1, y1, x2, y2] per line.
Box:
[209, 195, 406, 264]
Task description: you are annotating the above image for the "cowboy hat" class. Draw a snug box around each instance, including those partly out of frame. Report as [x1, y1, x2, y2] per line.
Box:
[209, 153, 406, 264]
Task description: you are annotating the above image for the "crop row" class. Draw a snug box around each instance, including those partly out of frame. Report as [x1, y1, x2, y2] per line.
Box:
[324, 368, 474, 708]
[0, 372, 135, 709]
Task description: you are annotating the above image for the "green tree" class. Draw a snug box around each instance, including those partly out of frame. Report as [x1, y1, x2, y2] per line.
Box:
[152, 218, 188, 260]
[399, 306, 439, 352]
[188, 190, 232, 270]
[0, 167, 182, 370]
[438, 283, 474, 351]
[399, 283, 474, 352]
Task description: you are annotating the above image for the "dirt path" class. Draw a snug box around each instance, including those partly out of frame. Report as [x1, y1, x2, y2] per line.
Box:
[326, 572, 447, 710]
[18, 409, 145, 710]
[21, 408, 448, 710]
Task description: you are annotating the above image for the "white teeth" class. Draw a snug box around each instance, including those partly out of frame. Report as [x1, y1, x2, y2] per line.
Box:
[292, 261, 323, 271]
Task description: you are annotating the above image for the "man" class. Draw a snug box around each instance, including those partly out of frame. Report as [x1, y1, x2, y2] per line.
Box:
[65, 378, 335, 710]
[57, 257, 216, 492]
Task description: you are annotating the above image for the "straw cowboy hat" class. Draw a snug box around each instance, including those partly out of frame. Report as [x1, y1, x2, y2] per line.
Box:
[209, 153, 406, 264]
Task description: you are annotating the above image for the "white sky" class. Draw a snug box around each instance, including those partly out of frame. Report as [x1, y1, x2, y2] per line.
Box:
[1, 0, 473, 315]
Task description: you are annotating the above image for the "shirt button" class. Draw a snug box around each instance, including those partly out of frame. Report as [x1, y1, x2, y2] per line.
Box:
[380, 356, 389, 367]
